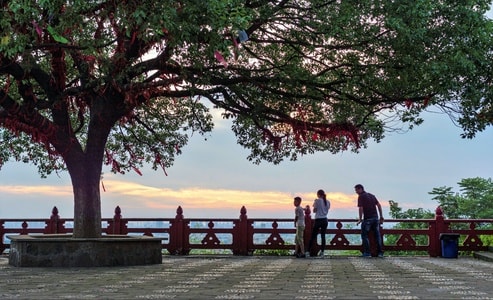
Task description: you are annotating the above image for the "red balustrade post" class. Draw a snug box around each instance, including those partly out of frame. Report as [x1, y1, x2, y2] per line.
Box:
[113, 206, 122, 234]
[429, 206, 447, 257]
[167, 206, 190, 255]
[111, 206, 128, 235]
[44, 207, 57, 234]
[0, 221, 5, 254]
[303, 205, 313, 254]
[20, 221, 28, 235]
[106, 206, 128, 234]
[44, 206, 66, 234]
[232, 206, 253, 255]
[368, 225, 382, 257]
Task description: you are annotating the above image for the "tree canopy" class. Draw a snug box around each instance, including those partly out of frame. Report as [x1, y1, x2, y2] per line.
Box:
[2, 0, 493, 172]
[388, 177, 493, 249]
[429, 177, 493, 219]
[1, 0, 492, 237]
[388, 177, 493, 220]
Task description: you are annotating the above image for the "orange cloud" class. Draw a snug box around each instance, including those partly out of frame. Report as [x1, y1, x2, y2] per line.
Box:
[102, 179, 294, 210]
[326, 192, 357, 208]
[0, 179, 363, 219]
[0, 184, 72, 196]
[99, 179, 360, 218]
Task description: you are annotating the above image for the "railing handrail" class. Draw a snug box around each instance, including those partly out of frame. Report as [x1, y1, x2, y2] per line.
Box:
[2, 217, 492, 222]
[2, 205, 492, 257]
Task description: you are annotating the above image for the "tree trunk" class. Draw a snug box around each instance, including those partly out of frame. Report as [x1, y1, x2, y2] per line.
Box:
[59, 94, 122, 239]
[72, 177, 102, 238]
[70, 159, 103, 238]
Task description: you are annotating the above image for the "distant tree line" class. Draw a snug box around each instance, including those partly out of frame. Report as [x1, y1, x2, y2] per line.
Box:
[390, 177, 493, 220]
[387, 177, 493, 252]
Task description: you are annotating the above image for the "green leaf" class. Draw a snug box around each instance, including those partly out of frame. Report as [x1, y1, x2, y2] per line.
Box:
[47, 25, 69, 44]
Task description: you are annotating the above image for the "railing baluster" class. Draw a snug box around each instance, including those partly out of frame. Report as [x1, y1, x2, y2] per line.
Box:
[1, 205, 493, 256]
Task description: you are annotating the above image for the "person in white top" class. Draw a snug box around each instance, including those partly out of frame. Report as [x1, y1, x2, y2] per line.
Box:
[307, 189, 330, 257]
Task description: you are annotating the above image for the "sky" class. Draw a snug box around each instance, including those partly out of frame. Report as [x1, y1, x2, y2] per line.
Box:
[1, 9, 492, 222]
[1, 108, 491, 221]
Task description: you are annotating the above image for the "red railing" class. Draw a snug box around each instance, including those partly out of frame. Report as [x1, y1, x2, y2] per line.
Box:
[1, 205, 492, 257]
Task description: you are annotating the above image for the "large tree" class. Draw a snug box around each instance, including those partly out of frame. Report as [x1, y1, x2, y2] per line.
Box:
[1, 1, 492, 238]
[429, 177, 493, 219]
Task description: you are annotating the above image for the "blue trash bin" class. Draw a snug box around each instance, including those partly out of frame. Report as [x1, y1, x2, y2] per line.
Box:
[439, 233, 460, 258]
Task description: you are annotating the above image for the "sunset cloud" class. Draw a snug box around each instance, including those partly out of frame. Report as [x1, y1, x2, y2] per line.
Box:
[0, 184, 72, 197]
[0, 178, 361, 219]
[99, 178, 362, 216]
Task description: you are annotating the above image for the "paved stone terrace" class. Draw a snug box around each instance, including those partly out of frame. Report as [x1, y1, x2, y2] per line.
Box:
[1, 254, 492, 299]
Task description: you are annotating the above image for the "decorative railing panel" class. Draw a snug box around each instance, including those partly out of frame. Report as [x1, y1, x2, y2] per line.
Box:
[1, 205, 492, 257]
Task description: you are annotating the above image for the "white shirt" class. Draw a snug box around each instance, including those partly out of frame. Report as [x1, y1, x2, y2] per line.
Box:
[313, 198, 330, 219]
[295, 206, 305, 227]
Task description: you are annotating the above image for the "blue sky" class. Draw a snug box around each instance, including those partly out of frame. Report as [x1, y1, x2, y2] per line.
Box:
[1, 8, 492, 221]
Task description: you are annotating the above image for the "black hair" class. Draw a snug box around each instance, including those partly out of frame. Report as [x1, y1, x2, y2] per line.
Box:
[354, 184, 364, 190]
[317, 189, 327, 207]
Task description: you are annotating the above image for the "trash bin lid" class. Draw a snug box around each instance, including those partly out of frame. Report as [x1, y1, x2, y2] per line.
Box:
[439, 233, 460, 240]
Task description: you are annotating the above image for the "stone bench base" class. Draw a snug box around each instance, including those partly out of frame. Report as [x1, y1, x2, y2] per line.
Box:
[7, 234, 163, 267]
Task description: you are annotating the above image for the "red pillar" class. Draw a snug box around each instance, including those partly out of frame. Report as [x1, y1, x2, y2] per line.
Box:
[368, 225, 383, 257]
[20, 221, 28, 235]
[44, 206, 66, 234]
[429, 206, 447, 257]
[233, 206, 253, 255]
[0, 221, 5, 254]
[303, 205, 314, 254]
[167, 206, 190, 255]
[106, 206, 127, 234]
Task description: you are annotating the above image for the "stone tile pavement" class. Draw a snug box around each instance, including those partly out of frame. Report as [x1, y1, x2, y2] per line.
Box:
[1, 254, 492, 299]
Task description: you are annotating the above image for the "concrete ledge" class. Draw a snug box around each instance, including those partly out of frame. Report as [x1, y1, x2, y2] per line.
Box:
[473, 251, 493, 262]
[7, 234, 163, 267]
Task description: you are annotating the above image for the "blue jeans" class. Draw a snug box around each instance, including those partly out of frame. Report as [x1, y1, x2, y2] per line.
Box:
[361, 218, 383, 255]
